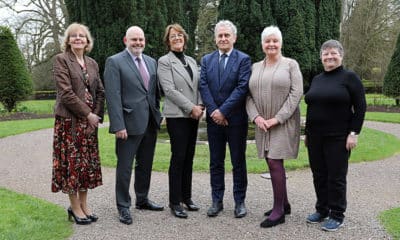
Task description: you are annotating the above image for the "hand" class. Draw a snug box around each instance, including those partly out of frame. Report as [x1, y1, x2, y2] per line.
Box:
[116, 129, 128, 140]
[87, 112, 100, 128]
[254, 116, 268, 132]
[265, 118, 279, 129]
[190, 105, 204, 120]
[211, 109, 228, 126]
[346, 134, 358, 150]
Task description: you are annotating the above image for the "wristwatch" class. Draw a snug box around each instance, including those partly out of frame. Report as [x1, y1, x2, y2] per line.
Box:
[350, 131, 357, 136]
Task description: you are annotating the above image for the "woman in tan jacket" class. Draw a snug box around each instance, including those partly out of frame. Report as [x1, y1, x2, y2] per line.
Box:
[246, 26, 303, 228]
[51, 23, 104, 225]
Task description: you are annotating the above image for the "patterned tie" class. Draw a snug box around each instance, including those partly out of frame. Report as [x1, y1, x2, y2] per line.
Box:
[219, 53, 227, 79]
[136, 57, 149, 90]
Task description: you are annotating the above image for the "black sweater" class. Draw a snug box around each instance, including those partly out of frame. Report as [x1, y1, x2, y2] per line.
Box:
[304, 66, 366, 136]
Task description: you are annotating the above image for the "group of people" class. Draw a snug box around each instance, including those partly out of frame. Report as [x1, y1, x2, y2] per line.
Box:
[51, 19, 366, 232]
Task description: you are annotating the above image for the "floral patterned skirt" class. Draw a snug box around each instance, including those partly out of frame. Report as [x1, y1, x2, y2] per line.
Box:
[51, 116, 102, 194]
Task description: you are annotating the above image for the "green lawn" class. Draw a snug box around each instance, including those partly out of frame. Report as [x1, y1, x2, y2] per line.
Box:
[0, 188, 72, 240]
[380, 208, 400, 240]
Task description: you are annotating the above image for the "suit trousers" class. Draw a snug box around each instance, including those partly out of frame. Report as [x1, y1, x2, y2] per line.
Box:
[166, 118, 199, 205]
[307, 134, 349, 221]
[115, 119, 158, 210]
[207, 122, 248, 204]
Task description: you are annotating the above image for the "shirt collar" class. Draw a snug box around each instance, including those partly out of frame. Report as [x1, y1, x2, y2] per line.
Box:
[219, 49, 233, 57]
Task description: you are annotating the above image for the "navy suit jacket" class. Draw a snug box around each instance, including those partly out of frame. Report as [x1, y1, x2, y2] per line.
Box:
[199, 49, 251, 125]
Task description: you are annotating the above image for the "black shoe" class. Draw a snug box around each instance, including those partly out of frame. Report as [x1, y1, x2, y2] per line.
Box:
[207, 202, 223, 217]
[136, 200, 164, 211]
[170, 204, 188, 218]
[118, 208, 133, 225]
[86, 213, 98, 222]
[183, 199, 200, 211]
[264, 204, 291, 216]
[67, 207, 91, 225]
[260, 214, 285, 228]
[234, 202, 247, 218]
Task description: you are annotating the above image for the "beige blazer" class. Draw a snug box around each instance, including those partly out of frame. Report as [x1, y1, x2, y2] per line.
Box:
[53, 51, 104, 121]
[157, 51, 202, 118]
[246, 57, 303, 159]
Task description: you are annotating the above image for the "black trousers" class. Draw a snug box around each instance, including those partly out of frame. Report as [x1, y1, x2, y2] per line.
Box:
[115, 119, 158, 209]
[166, 118, 199, 205]
[307, 134, 349, 222]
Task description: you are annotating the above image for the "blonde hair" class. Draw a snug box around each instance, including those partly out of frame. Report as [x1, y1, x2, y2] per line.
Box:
[61, 23, 94, 53]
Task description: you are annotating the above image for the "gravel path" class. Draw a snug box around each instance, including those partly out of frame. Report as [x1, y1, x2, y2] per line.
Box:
[0, 121, 399, 240]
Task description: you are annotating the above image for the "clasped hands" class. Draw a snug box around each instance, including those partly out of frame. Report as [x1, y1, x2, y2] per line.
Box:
[211, 109, 228, 126]
[190, 105, 205, 120]
[86, 112, 101, 135]
[254, 116, 279, 132]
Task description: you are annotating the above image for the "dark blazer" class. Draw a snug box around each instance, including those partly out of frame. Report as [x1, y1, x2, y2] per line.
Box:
[53, 51, 105, 121]
[104, 49, 162, 135]
[199, 49, 251, 125]
[158, 51, 201, 118]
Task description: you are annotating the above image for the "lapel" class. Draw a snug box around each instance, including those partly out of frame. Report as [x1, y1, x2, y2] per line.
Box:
[168, 51, 194, 91]
[122, 50, 147, 90]
[66, 51, 89, 86]
[219, 49, 237, 89]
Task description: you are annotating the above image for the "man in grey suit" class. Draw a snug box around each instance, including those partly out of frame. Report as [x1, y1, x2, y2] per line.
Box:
[104, 26, 164, 225]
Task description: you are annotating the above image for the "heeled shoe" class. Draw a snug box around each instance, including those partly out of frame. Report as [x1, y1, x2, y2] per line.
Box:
[67, 207, 91, 225]
[260, 214, 285, 228]
[86, 213, 98, 222]
[80, 204, 98, 222]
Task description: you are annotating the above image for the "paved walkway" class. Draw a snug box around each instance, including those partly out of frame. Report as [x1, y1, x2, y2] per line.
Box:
[0, 121, 399, 240]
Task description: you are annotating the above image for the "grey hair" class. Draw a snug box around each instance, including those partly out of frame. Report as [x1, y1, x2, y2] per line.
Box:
[261, 26, 282, 44]
[320, 39, 344, 57]
[214, 20, 237, 36]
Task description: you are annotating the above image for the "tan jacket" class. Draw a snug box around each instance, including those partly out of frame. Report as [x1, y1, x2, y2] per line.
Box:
[246, 57, 303, 159]
[53, 51, 104, 121]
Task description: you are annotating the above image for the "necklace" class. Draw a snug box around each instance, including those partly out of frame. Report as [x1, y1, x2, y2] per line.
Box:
[182, 56, 188, 67]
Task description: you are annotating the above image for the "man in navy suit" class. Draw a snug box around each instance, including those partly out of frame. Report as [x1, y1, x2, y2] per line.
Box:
[104, 26, 164, 225]
[199, 20, 251, 218]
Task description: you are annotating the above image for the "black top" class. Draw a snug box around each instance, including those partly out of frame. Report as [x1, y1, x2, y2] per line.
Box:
[172, 51, 193, 80]
[304, 66, 366, 136]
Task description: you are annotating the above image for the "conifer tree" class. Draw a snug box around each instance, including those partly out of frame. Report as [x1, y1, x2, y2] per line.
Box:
[0, 26, 33, 112]
[383, 32, 400, 105]
[65, 0, 134, 76]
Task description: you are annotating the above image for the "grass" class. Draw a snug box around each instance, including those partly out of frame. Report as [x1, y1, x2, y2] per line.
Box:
[99, 126, 400, 173]
[0, 188, 72, 240]
[380, 208, 400, 240]
[0, 118, 54, 138]
[0, 100, 55, 114]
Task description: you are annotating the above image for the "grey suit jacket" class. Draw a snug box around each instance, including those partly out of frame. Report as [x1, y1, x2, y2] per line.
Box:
[104, 49, 161, 135]
[157, 51, 202, 118]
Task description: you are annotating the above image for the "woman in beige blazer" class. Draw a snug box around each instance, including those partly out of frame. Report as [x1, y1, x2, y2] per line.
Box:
[246, 26, 303, 228]
[157, 24, 203, 218]
[52, 23, 104, 225]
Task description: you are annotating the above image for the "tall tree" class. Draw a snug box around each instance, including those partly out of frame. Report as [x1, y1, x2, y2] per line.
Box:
[341, 0, 400, 86]
[0, 26, 32, 112]
[219, 0, 274, 62]
[383, 32, 400, 105]
[196, 0, 219, 62]
[65, 0, 134, 76]
[182, 0, 200, 58]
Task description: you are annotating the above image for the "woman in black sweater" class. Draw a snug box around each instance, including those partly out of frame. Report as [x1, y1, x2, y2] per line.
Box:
[304, 40, 366, 231]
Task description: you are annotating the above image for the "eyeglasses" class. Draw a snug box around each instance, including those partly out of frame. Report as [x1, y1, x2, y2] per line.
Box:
[70, 34, 86, 39]
[169, 33, 184, 40]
